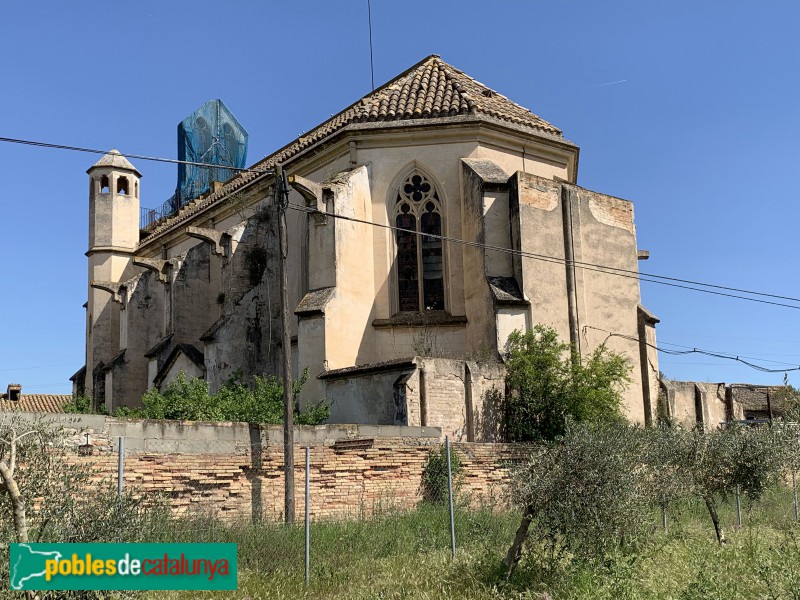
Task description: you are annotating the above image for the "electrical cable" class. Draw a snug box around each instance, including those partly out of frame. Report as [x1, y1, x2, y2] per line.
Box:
[656, 341, 800, 367]
[285, 202, 800, 311]
[0, 136, 273, 174]
[582, 325, 800, 373]
[0, 363, 76, 372]
[4, 134, 800, 310]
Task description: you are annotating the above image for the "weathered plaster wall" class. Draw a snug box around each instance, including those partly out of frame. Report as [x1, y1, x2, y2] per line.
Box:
[513, 174, 571, 343]
[171, 243, 215, 344]
[571, 185, 645, 422]
[325, 370, 408, 425]
[204, 209, 282, 392]
[460, 160, 500, 359]
[159, 353, 204, 388]
[661, 380, 728, 429]
[111, 272, 165, 408]
[512, 172, 651, 423]
[325, 357, 507, 442]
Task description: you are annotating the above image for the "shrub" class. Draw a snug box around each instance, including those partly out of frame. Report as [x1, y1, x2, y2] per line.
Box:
[504, 326, 631, 442]
[63, 395, 102, 415]
[133, 370, 329, 425]
[421, 444, 462, 504]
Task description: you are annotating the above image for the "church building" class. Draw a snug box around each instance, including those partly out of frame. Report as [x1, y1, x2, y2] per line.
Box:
[72, 55, 660, 440]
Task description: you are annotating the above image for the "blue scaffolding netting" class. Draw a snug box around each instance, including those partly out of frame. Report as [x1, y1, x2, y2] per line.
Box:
[141, 99, 248, 230]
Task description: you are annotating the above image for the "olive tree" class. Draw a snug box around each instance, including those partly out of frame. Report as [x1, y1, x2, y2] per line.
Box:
[503, 423, 654, 576]
[678, 424, 790, 545]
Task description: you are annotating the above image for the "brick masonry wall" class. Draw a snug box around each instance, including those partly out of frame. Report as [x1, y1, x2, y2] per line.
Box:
[8, 413, 531, 522]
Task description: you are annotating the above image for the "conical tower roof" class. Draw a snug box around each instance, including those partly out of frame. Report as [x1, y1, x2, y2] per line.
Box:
[87, 149, 142, 177]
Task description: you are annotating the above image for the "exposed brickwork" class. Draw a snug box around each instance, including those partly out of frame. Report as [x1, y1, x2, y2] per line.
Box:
[15, 415, 529, 522]
[61, 435, 528, 522]
[585, 190, 635, 234]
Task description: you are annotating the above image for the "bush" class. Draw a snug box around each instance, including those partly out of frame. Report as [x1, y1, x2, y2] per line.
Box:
[63, 394, 102, 415]
[421, 444, 461, 504]
[504, 326, 631, 442]
[131, 369, 329, 425]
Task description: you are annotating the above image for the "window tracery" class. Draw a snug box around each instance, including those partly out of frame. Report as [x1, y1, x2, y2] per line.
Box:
[394, 172, 444, 311]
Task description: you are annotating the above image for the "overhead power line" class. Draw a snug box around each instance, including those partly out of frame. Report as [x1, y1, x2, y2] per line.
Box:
[3, 134, 799, 311]
[285, 202, 800, 311]
[0, 362, 76, 372]
[583, 326, 800, 374]
[0, 136, 273, 174]
[657, 341, 800, 367]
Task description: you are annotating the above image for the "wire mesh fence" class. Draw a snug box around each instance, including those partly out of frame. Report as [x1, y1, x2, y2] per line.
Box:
[109, 435, 462, 578]
[6, 425, 800, 597]
[107, 435, 800, 581]
[660, 482, 800, 535]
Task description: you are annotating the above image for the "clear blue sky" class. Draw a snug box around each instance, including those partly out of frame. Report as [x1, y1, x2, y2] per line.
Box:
[2, 1, 799, 394]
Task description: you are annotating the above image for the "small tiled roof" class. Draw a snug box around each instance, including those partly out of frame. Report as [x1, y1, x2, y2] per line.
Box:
[87, 149, 142, 177]
[318, 358, 416, 380]
[144, 333, 174, 358]
[141, 55, 563, 242]
[731, 384, 786, 412]
[0, 394, 71, 413]
[488, 276, 527, 305]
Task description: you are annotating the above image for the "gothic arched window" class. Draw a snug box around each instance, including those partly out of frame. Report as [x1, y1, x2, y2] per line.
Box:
[395, 172, 445, 312]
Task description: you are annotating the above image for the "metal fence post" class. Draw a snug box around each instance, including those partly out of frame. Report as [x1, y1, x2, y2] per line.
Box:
[662, 505, 668, 532]
[735, 486, 742, 528]
[117, 436, 125, 496]
[305, 447, 310, 586]
[446, 436, 456, 558]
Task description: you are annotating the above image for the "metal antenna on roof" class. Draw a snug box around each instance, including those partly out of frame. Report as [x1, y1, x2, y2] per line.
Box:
[367, 0, 375, 90]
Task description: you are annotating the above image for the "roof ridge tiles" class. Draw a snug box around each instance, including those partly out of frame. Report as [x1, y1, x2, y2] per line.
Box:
[140, 54, 563, 243]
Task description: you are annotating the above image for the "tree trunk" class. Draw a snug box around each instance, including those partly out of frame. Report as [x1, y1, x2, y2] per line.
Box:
[503, 507, 533, 578]
[0, 460, 29, 543]
[704, 495, 726, 545]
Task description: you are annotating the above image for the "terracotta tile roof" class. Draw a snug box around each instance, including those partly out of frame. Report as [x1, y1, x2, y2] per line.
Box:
[0, 394, 71, 413]
[730, 384, 786, 412]
[141, 55, 562, 242]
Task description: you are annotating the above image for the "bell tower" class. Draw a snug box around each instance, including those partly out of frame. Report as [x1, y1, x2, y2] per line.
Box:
[84, 150, 141, 401]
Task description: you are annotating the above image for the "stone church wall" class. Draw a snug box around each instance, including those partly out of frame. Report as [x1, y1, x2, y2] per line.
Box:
[321, 357, 506, 442]
[659, 380, 728, 428]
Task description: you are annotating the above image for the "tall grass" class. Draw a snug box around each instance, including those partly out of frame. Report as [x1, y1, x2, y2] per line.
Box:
[130, 488, 800, 600]
[137, 492, 800, 600]
[4, 492, 800, 598]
